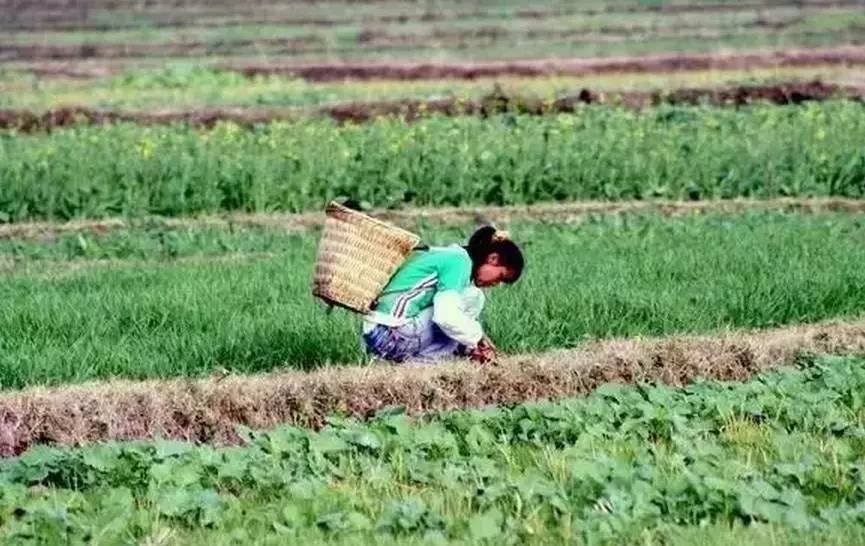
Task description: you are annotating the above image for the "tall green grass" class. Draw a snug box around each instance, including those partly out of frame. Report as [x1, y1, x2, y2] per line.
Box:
[2, 211, 865, 389]
[1, 102, 865, 222]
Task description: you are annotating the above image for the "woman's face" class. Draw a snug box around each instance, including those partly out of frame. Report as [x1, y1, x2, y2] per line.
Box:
[474, 252, 514, 288]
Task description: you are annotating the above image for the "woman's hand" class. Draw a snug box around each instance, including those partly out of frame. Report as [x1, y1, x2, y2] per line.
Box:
[469, 337, 497, 364]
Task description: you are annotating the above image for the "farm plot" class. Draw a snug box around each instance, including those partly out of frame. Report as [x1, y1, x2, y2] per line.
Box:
[2, 210, 865, 389]
[2, 316, 864, 454]
[2, 63, 861, 114]
[1, 356, 865, 544]
[6, 19, 865, 65]
[4, 1, 865, 67]
[2, 102, 865, 222]
[4, 1, 865, 543]
[0, 79, 861, 130]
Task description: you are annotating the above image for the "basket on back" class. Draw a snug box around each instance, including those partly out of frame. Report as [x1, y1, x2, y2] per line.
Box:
[312, 202, 420, 313]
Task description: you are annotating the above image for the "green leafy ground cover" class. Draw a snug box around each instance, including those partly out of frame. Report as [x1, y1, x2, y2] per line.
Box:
[2, 102, 865, 222]
[2, 211, 865, 389]
[2, 356, 865, 545]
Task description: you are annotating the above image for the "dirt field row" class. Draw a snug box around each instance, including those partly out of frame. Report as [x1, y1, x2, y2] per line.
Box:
[229, 46, 865, 81]
[2, 0, 858, 32]
[14, 45, 865, 80]
[1, 317, 863, 456]
[0, 22, 836, 62]
[0, 80, 858, 131]
[3, 195, 865, 243]
[3, 0, 851, 12]
[322, 80, 861, 122]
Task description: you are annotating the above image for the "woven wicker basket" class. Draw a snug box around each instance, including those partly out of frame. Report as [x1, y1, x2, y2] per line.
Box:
[312, 202, 420, 313]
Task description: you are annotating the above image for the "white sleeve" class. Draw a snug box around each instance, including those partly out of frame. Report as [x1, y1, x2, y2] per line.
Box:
[432, 290, 484, 348]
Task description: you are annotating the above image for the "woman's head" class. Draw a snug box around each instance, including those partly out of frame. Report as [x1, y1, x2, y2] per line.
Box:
[465, 226, 524, 288]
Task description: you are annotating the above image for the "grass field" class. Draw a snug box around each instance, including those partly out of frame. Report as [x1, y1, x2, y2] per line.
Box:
[2, 210, 865, 389]
[2, 355, 865, 544]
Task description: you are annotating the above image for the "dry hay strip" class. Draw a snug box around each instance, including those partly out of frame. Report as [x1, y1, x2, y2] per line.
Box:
[0, 80, 860, 132]
[2, 197, 865, 242]
[1, 318, 865, 456]
[227, 46, 865, 81]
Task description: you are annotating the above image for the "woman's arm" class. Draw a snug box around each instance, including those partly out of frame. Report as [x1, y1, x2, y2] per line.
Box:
[431, 290, 483, 348]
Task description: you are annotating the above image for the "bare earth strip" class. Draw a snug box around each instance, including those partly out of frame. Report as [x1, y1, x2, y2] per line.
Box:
[2, 1, 859, 32]
[227, 46, 865, 81]
[1, 80, 860, 130]
[1, 318, 864, 456]
[318, 80, 864, 122]
[3, 197, 865, 242]
[0, 24, 830, 62]
[13, 45, 865, 80]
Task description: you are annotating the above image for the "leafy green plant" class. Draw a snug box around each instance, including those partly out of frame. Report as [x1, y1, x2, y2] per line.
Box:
[2, 356, 865, 544]
[2, 102, 865, 222]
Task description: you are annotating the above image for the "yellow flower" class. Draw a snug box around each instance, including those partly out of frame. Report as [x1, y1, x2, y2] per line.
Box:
[137, 138, 154, 159]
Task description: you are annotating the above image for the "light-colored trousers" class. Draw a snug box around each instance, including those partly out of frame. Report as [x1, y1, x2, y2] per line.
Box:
[362, 286, 485, 363]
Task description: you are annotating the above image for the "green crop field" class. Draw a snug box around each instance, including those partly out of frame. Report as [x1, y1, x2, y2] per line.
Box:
[4, 1, 865, 543]
[3, 102, 865, 222]
[3, 210, 865, 389]
[2, 356, 865, 544]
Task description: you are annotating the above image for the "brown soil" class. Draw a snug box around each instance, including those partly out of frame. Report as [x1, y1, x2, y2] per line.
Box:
[230, 46, 865, 81]
[2, 0, 858, 32]
[14, 45, 865, 81]
[0, 106, 299, 132]
[3, 0, 846, 11]
[352, 23, 780, 49]
[0, 80, 858, 132]
[0, 7, 661, 32]
[3, 196, 865, 243]
[0, 22, 818, 62]
[0, 317, 863, 456]
[322, 80, 860, 123]
[0, 36, 325, 62]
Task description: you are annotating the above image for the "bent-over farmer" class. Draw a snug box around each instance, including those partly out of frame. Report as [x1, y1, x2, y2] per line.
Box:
[361, 226, 524, 364]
